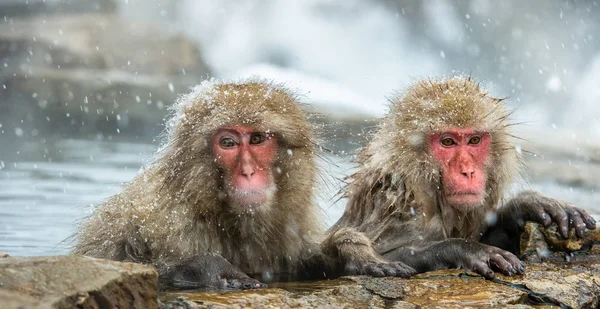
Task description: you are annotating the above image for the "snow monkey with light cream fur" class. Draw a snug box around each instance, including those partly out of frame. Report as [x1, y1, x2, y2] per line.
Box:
[73, 79, 415, 290]
[325, 76, 596, 279]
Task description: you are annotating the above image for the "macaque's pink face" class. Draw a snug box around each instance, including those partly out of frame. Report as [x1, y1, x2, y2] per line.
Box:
[428, 129, 491, 209]
[212, 126, 278, 210]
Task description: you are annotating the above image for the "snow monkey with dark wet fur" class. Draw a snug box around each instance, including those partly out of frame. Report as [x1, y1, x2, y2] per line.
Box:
[326, 77, 596, 279]
[73, 79, 415, 290]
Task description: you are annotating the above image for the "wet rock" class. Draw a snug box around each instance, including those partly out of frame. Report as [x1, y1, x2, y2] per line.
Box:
[0, 255, 159, 309]
[4, 255, 595, 308]
[499, 263, 600, 309]
[352, 272, 528, 308]
[520, 222, 600, 263]
[1, 289, 45, 309]
[161, 280, 373, 309]
[162, 272, 530, 309]
[0, 252, 9, 258]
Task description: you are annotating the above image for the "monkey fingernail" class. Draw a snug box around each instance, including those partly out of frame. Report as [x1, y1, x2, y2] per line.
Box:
[541, 215, 551, 226]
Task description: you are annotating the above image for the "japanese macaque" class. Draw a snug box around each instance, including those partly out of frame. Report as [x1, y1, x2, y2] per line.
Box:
[73, 79, 414, 290]
[327, 77, 596, 279]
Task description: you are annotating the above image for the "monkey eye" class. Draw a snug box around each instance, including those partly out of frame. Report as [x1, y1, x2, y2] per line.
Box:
[440, 138, 455, 147]
[219, 137, 237, 148]
[469, 136, 481, 144]
[249, 133, 266, 145]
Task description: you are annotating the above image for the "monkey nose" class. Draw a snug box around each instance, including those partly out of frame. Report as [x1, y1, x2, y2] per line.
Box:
[461, 170, 475, 179]
[241, 169, 255, 179]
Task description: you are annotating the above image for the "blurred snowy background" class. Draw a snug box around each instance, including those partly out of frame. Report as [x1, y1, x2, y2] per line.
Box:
[0, 0, 599, 256]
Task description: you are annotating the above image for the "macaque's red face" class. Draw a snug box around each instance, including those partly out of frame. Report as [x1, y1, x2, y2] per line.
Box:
[428, 129, 490, 209]
[212, 126, 278, 210]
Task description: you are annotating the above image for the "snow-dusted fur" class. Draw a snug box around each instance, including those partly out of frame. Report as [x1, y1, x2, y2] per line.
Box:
[333, 76, 522, 249]
[73, 79, 323, 277]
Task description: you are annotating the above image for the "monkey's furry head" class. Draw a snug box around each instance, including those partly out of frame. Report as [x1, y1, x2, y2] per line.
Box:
[391, 77, 509, 134]
[356, 76, 521, 209]
[154, 78, 317, 221]
[167, 78, 313, 150]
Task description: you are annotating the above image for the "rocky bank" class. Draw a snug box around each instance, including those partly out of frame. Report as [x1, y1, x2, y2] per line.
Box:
[1, 223, 599, 309]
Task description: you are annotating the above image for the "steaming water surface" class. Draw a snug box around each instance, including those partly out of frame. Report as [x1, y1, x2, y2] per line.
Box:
[0, 138, 350, 256]
[0, 138, 598, 256]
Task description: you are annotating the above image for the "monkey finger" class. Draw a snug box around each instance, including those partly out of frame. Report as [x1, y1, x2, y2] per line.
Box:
[471, 260, 495, 280]
[488, 253, 516, 276]
[558, 213, 570, 238]
[576, 208, 597, 230]
[566, 208, 586, 238]
[497, 250, 525, 274]
[364, 263, 386, 277]
[226, 278, 267, 290]
[533, 208, 552, 227]
[391, 262, 416, 278]
[377, 263, 398, 277]
[545, 206, 569, 237]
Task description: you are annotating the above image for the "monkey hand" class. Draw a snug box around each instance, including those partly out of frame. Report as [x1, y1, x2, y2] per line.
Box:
[223, 277, 267, 290]
[324, 227, 416, 278]
[508, 191, 597, 238]
[447, 240, 525, 280]
[158, 253, 267, 290]
[344, 259, 416, 278]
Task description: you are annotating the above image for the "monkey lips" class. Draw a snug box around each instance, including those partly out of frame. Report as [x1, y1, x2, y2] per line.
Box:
[227, 185, 276, 207]
[446, 190, 486, 208]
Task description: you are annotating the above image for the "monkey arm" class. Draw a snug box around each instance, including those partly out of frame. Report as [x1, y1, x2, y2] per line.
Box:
[493, 191, 596, 239]
[382, 238, 524, 280]
[156, 253, 266, 290]
[75, 208, 265, 290]
[73, 202, 145, 262]
[321, 227, 416, 278]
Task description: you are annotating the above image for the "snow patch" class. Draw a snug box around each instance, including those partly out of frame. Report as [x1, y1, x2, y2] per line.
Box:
[232, 63, 385, 117]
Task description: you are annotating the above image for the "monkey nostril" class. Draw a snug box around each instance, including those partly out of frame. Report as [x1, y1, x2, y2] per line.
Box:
[242, 169, 255, 178]
[461, 170, 475, 178]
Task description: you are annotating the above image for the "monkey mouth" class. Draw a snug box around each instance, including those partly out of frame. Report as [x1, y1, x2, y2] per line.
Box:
[450, 191, 481, 196]
[228, 187, 275, 207]
[447, 191, 485, 208]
